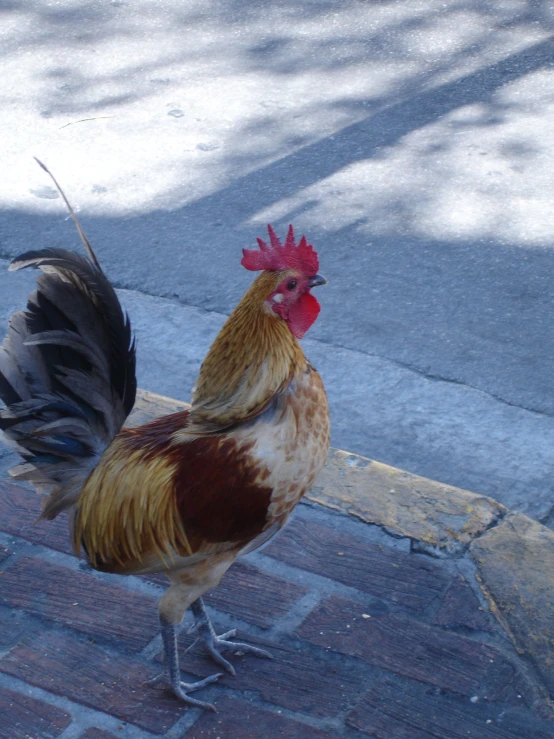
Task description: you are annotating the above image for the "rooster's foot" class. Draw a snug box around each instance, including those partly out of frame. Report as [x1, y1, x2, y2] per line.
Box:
[146, 671, 221, 711]
[152, 613, 222, 710]
[188, 597, 272, 676]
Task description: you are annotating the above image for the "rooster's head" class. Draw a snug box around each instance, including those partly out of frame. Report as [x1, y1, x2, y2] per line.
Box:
[241, 225, 326, 338]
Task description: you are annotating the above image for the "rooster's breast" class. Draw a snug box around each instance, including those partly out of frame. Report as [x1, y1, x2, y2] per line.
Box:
[239, 363, 330, 529]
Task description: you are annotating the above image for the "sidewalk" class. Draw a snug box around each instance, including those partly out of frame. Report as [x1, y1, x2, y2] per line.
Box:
[1, 390, 553, 738]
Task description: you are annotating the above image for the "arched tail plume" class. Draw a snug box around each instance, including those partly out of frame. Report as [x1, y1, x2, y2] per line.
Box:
[0, 161, 136, 518]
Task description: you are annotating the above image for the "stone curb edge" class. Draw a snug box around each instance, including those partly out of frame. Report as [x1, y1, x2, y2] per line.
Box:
[131, 389, 554, 705]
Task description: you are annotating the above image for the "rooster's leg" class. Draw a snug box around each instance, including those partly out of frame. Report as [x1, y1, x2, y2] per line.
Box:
[147, 614, 222, 710]
[188, 597, 272, 676]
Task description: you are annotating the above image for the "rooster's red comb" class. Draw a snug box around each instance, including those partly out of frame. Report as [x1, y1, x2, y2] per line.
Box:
[241, 225, 319, 275]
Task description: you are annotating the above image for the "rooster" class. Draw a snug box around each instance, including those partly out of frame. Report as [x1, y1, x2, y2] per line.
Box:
[0, 161, 330, 710]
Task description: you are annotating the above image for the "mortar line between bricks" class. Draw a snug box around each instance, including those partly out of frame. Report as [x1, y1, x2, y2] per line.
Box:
[246, 550, 392, 610]
[273, 703, 362, 738]
[0, 672, 161, 739]
[206, 682, 347, 736]
[269, 590, 324, 634]
[164, 708, 205, 738]
[139, 633, 163, 661]
[0, 634, 18, 662]
[197, 600, 301, 642]
[0, 542, 21, 573]
[0, 531, 85, 571]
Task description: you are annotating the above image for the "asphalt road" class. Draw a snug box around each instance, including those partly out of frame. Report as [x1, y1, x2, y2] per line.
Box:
[0, 1, 553, 522]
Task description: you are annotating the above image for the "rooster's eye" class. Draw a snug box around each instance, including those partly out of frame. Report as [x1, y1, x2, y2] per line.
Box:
[287, 280, 297, 291]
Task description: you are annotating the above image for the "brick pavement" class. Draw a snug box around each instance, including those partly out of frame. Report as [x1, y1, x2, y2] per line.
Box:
[1, 392, 554, 738]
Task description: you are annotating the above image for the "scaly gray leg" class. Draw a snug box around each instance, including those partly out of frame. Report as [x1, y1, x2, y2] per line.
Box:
[187, 597, 272, 677]
[147, 614, 221, 710]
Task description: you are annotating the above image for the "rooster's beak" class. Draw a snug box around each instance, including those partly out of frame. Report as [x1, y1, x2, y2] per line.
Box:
[308, 275, 327, 288]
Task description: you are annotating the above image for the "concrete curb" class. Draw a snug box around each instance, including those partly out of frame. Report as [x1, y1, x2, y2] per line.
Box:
[131, 388, 554, 706]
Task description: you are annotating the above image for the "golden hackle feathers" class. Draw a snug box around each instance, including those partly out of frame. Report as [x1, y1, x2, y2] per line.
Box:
[191, 270, 305, 427]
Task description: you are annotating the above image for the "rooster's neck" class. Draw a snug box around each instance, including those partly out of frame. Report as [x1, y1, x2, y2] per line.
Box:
[190, 272, 306, 427]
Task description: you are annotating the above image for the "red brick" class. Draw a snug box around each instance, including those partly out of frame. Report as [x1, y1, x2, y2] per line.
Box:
[0, 630, 185, 734]
[264, 518, 449, 612]
[184, 696, 340, 737]
[298, 596, 520, 700]
[0, 479, 73, 555]
[0, 556, 159, 650]
[434, 575, 495, 632]
[175, 630, 367, 718]
[0, 686, 71, 739]
[347, 680, 554, 739]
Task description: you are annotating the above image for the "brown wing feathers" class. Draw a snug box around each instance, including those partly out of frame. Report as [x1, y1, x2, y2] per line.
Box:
[172, 436, 272, 548]
[74, 412, 273, 572]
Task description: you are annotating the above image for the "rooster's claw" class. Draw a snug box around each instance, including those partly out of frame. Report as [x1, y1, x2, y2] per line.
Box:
[155, 614, 222, 710]
[146, 671, 221, 711]
[189, 599, 273, 676]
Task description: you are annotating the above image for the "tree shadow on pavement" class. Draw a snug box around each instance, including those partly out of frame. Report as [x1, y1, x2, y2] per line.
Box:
[1, 0, 553, 490]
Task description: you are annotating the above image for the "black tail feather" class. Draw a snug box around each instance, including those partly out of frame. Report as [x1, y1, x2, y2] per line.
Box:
[0, 162, 137, 518]
[33, 157, 102, 270]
